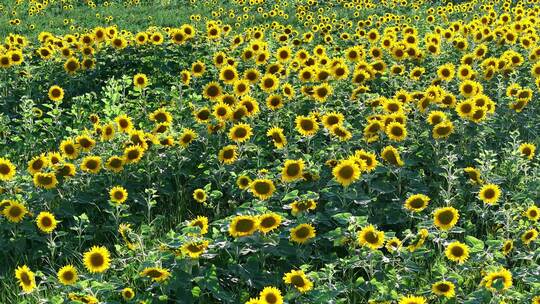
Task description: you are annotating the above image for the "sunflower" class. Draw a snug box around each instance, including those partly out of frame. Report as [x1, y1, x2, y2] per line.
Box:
[431, 280, 455, 298]
[290, 200, 317, 216]
[15, 265, 36, 293]
[295, 115, 319, 137]
[433, 207, 459, 230]
[33, 172, 58, 190]
[141, 267, 171, 282]
[48, 85, 65, 102]
[381, 146, 404, 166]
[321, 112, 344, 129]
[123, 145, 145, 164]
[36, 211, 57, 233]
[259, 286, 283, 304]
[229, 215, 259, 237]
[80, 156, 102, 174]
[502, 239, 513, 255]
[121, 288, 135, 300]
[312, 83, 333, 102]
[149, 107, 173, 125]
[398, 295, 426, 304]
[258, 213, 282, 234]
[525, 205, 540, 221]
[283, 270, 313, 293]
[133, 73, 148, 89]
[227, 123, 253, 143]
[0, 157, 16, 181]
[281, 159, 304, 182]
[240, 96, 260, 117]
[178, 128, 197, 147]
[358, 225, 385, 250]
[193, 189, 207, 203]
[482, 268, 513, 291]
[244, 68, 260, 83]
[28, 154, 48, 175]
[233, 79, 250, 96]
[385, 122, 407, 141]
[115, 114, 133, 133]
[266, 126, 287, 149]
[459, 80, 481, 98]
[218, 145, 238, 164]
[259, 74, 279, 93]
[250, 179, 275, 200]
[109, 186, 128, 204]
[64, 57, 80, 74]
[385, 237, 402, 253]
[57, 265, 78, 285]
[191, 61, 206, 77]
[521, 228, 538, 245]
[219, 66, 238, 84]
[106, 156, 124, 173]
[266, 95, 284, 111]
[76, 135, 96, 152]
[353, 149, 378, 172]
[463, 167, 482, 184]
[180, 70, 191, 85]
[181, 240, 209, 258]
[478, 184, 501, 205]
[189, 216, 209, 235]
[432, 121, 454, 139]
[83, 246, 111, 273]
[404, 194, 430, 212]
[519, 143, 536, 160]
[3, 201, 27, 223]
[290, 223, 316, 244]
[233, 174, 251, 189]
[101, 123, 116, 141]
[332, 159, 361, 187]
[445, 241, 470, 264]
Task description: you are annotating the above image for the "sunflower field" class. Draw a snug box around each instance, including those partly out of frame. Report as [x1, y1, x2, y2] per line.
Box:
[1, 0, 540, 303]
